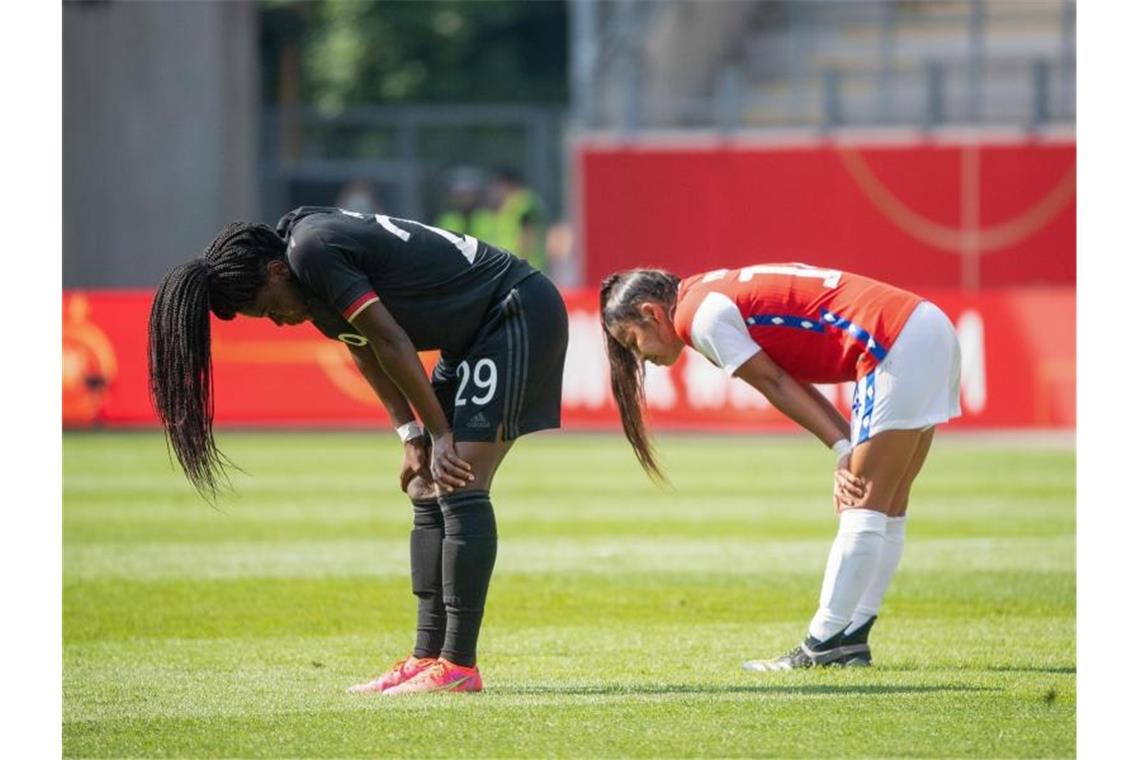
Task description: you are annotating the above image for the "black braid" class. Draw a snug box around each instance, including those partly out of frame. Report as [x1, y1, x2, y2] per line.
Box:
[147, 222, 286, 500]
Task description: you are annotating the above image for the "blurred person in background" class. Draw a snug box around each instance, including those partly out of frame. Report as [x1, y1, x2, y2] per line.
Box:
[487, 167, 547, 274]
[335, 179, 384, 216]
[148, 207, 569, 694]
[599, 263, 961, 671]
[543, 219, 580, 289]
[434, 166, 497, 241]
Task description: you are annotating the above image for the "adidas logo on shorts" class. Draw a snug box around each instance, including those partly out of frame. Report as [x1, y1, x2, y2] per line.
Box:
[466, 412, 491, 429]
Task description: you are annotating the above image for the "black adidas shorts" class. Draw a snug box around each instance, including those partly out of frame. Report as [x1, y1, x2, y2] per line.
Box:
[430, 273, 568, 443]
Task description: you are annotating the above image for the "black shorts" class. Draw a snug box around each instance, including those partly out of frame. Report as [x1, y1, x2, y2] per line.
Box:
[431, 273, 568, 443]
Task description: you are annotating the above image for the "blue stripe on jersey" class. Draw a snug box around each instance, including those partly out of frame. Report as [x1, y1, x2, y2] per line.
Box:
[744, 314, 825, 332]
[856, 370, 878, 445]
[743, 308, 887, 362]
[818, 308, 888, 362]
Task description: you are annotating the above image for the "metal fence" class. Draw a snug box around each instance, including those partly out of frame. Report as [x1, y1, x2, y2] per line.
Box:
[572, 0, 1076, 134]
[259, 104, 566, 223]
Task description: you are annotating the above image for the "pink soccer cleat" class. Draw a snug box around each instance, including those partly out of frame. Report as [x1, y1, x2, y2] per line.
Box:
[346, 654, 437, 694]
[382, 658, 483, 695]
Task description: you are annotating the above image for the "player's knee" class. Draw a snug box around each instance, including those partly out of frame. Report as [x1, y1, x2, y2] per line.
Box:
[449, 477, 493, 495]
[406, 475, 435, 502]
[888, 483, 912, 515]
[442, 466, 495, 494]
[438, 489, 497, 538]
[843, 475, 897, 512]
[840, 500, 891, 515]
[411, 496, 442, 529]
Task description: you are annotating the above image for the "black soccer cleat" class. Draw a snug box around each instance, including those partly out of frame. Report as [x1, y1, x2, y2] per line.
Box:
[742, 631, 849, 672]
[836, 615, 876, 667]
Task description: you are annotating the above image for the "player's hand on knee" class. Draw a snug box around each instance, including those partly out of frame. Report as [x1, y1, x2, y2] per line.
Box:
[833, 463, 866, 510]
[430, 431, 474, 492]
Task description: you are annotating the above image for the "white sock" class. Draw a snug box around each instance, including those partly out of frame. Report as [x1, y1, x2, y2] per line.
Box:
[846, 515, 907, 633]
[808, 509, 888, 643]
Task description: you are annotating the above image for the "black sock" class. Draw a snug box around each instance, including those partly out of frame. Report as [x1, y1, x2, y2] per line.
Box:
[842, 615, 877, 645]
[805, 629, 846, 651]
[410, 498, 445, 659]
[438, 490, 498, 668]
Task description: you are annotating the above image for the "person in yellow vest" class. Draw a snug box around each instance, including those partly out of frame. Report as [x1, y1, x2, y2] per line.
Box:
[488, 168, 547, 274]
[434, 167, 497, 241]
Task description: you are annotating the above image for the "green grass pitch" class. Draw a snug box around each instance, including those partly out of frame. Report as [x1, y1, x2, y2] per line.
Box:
[63, 431, 1074, 758]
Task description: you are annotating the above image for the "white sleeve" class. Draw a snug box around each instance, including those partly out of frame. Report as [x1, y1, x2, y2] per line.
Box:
[689, 292, 762, 375]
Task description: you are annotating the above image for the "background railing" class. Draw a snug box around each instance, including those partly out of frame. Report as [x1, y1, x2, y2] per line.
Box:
[260, 104, 566, 222]
[573, 0, 1076, 133]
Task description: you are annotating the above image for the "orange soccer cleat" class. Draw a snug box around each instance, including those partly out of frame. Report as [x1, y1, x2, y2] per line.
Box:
[346, 654, 437, 694]
[382, 658, 483, 695]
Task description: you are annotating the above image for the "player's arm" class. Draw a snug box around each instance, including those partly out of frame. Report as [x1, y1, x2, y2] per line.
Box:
[348, 299, 473, 491]
[688, 292, 846, 448]
[733, 352, 849, 449]
[346, 342, 431, 493]
[685, 291, 862, 503]
[797, 380, 851, 439]
[736, 357, 866, 509]
[346, 341, 416, 426]
[284, 232, 468, 488]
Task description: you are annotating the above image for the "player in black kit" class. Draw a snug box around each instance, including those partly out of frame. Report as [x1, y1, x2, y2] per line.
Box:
[148, 207, 568, 694]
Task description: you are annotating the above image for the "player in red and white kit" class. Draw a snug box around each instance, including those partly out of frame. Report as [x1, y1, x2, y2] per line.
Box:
[600, 264, 961, 669]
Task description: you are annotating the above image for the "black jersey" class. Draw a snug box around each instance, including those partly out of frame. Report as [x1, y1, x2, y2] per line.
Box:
[276, 207, 536, 355]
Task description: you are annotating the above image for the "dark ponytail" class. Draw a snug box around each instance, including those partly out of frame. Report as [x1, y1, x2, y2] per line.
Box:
[147, 222, 286, 500]
[599, 269, 681, 482]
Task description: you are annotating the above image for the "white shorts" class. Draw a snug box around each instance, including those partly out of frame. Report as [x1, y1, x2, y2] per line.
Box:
[850, 301, 962, 445]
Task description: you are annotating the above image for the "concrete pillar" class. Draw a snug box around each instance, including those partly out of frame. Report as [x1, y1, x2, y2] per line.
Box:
[63, 0, 259, 288]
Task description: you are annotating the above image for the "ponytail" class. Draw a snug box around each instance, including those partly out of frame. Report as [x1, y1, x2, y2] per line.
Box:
[147, 222, 285, 500]
[599, 269, 681, 482]
[148, 260, 229, 499]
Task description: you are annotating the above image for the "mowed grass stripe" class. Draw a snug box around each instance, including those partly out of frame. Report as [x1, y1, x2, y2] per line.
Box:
[64, 508, 1076, 544]
[63, 696, 1074, 760]
[64, 536, 1074, 581]
[64, 567, 1074, 643]
[64, 432, 1075, 496]
[64, 491, 1076, 543]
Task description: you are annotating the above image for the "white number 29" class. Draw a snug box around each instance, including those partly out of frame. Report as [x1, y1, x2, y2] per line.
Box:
[455, 359, 498, 407]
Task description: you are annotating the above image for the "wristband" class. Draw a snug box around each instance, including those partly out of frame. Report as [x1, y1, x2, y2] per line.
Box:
[831, 438, 853, 460]
[396, 421, 425, 443]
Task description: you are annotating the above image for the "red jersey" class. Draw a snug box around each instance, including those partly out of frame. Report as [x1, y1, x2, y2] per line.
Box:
[672, 264, 923, 383]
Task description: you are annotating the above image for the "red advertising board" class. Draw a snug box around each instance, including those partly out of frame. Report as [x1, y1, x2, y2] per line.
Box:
[578, 138, 1075, 291]
[63, 287, 1073, 431]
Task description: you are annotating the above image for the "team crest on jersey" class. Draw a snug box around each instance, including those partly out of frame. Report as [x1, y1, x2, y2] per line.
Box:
[338, 333, 369, 346]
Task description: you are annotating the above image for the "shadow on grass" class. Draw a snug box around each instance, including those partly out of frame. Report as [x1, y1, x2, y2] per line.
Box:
[877, 664, 1076, 675]
[497, 683, 997, 697]
[986, 665, 1076, 674]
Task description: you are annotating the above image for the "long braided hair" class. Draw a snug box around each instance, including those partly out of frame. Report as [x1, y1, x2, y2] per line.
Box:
[599, 269, 681, 481]
[148, 222, 287, 499]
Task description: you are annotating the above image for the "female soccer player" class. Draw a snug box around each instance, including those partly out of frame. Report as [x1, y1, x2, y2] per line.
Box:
[600, 264, 960, 670]
[148, 207, 568, 694]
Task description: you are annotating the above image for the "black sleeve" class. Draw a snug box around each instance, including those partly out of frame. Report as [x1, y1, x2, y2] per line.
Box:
[286, 226, 376, 318]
